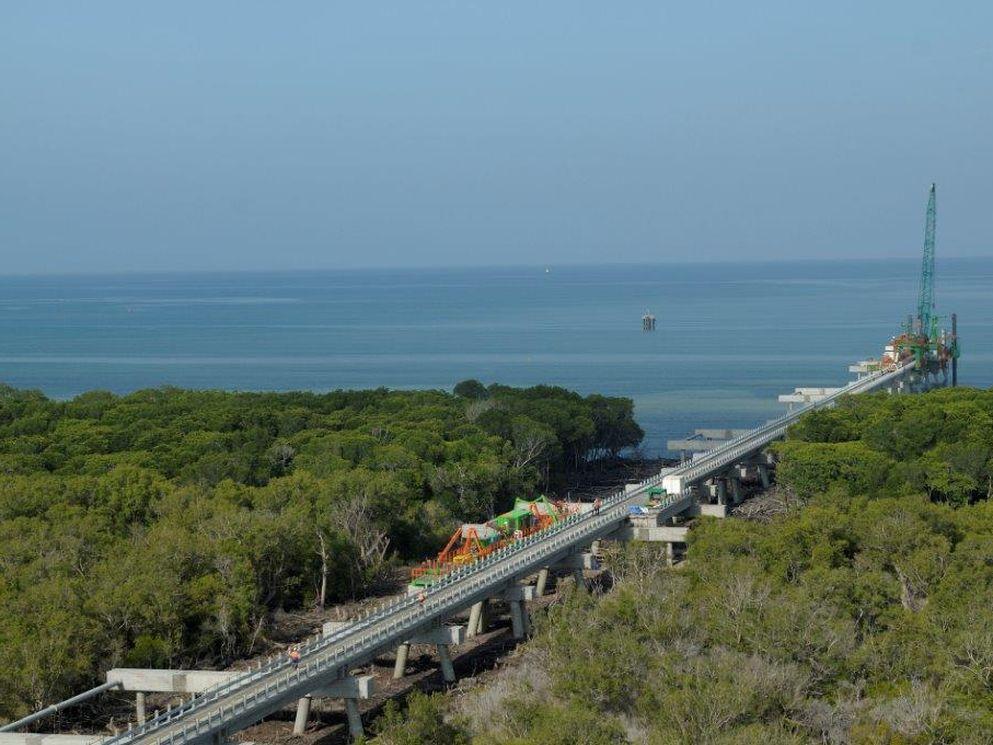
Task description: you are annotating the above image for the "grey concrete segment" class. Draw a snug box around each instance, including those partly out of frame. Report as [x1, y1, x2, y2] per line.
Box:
[106, 670, 233, 693]
[338, 621, 464, 647]
[694, 429, 751, 439]
[310, 676, 374, 699]
[610, 525, 688, 543]
[108, 668, 372, 701]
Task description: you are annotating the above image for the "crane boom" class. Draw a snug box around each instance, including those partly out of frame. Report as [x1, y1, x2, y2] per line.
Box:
[916, 183, 936, 338]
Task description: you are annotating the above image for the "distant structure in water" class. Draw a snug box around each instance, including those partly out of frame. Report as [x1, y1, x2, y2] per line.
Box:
[642, 310, 656, 331]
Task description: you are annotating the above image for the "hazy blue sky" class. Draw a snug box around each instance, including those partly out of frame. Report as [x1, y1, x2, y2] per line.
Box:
[2, 2, 991, 273]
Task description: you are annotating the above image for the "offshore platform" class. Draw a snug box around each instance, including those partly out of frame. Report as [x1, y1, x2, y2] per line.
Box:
[882, 184, 960, 387]
[843, 184, 959, 392]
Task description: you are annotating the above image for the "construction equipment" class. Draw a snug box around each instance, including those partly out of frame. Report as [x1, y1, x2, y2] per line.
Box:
[916, 183, 936, 337]
[410, 495, 565, 585]
[879, 184, 958, 383]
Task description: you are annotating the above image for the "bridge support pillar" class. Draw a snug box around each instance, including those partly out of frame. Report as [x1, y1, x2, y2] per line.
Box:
[535, 567, 550, 597]
[729, 476, 742, 504]
[509, 601, 528, 638]
[467, 600, 484, 638]
[477, 599, 490, 634]
[467, 600, 489, 636]
[293, 694, 312, 735]
[503, 585, 535, 638]
[665, 541, 675, 566]
[436, 643, 456, 683]
[345, 697, 363, 740]
[135, 691, 146, 725]
[393, 643, 410, 679]
[573, 567, 586, 591]
[716, 479, 727, 505]
[757, 464, 771, 489]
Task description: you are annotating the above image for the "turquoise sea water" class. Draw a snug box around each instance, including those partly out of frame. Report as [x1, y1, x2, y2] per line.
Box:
[0, 259, 990, 456]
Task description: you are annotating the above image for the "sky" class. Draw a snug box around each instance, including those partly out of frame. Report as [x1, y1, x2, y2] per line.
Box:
[1, 2, 991, 274]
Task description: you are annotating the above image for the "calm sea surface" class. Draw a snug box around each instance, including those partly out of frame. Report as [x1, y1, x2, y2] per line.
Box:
[1, 259, 990, 456]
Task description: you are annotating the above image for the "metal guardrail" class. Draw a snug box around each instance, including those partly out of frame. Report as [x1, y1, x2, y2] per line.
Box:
[105, 473, 688, 745]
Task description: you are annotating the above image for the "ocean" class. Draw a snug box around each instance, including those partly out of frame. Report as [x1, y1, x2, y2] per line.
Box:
[0, 258, 990, 456]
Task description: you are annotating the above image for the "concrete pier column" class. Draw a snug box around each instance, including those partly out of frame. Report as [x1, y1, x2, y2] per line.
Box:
[136, 691, 146, 725]
[344, 698, 363, 740]
[730, 476, 742, 504]
[509, 600, 526, 639]
[467, 601, 484, 638]
[716, 479, 727, 505]
[293, 695, 312, 735]
[665, 542, 675, 566]
[535, 567, 550, 597]
[436, 644, 456, 683]
[393, 643, 410, 679]
[757, 464, 771, 489]
[477, 599, 490, 634]
[573, 568, 586, 590]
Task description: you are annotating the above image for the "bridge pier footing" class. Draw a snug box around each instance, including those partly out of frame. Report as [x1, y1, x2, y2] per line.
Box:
[135, 691, 146, 725]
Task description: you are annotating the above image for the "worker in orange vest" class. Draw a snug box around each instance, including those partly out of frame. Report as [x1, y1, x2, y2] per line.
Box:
[288, 646, 301, 668]
[592, 497, 602, 515]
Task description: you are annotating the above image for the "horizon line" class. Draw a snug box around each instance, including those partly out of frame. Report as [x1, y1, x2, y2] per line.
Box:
[0, 253, 990, 280]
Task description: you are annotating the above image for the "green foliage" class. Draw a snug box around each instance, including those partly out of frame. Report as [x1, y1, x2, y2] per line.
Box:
[372, 692, 469, 745]
[0, 382, 641, 722]
[776, 388, 993, 504]
[412, 388, 993, 744]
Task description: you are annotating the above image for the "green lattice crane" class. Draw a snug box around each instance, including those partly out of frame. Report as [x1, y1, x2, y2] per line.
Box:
[916, 183, 936, 339]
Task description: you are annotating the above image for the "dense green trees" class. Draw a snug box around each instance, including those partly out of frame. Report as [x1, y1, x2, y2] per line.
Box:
[777, 387, 993, 504]
[0, 381, 641, 722]
[371, 388, 993, 743]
